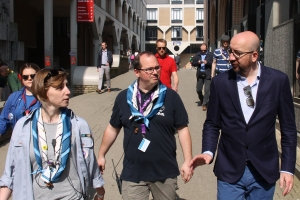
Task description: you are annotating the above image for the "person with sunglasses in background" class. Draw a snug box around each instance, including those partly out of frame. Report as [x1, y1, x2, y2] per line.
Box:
[190, 31, 297, 200]
[192, 43, 214, 110]
[0, 68, 105, 200]
[98, 51, 192, 200]
[155, 39, 179, 92]
[0, 63, 41, 138]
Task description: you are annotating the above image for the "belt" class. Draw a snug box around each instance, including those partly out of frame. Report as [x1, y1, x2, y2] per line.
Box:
[101, 64, 106, 66]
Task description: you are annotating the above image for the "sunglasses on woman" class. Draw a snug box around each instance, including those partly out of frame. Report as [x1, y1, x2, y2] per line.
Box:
[44, 68, 66, 82]
[22, 74, 35, 81]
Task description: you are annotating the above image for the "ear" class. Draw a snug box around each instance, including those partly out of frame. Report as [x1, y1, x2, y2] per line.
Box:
[133, 69, 140, 78]
[251, 51, 259, 62]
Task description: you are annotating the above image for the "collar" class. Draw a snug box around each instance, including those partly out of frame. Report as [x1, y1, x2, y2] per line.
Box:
[155, 53, 168, 59]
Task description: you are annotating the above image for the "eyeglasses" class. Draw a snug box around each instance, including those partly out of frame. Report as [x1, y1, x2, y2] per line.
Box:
[243, 85, 254, 107]
[136, 66, 161, 74]
[157, 47, 166, 50]
[44, 68, 66, 82]
[228, 47, 254, 60]
[22, 74, 35, 81]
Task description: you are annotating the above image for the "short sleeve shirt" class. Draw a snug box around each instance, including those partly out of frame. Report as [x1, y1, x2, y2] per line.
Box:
[213, 48, 232, 73]
[110, 87, 188, 182]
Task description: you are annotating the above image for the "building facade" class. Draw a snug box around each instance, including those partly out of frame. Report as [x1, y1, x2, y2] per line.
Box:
[145, 0, 208, 55]
[0, 0, 146, 74]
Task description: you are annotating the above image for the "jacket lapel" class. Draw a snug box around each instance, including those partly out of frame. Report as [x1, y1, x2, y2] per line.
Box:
[248, 64, 271, 124]
[227, 70, 246, 124]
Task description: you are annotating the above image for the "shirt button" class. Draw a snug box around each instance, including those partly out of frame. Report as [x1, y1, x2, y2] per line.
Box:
[246, 146, 248, 149]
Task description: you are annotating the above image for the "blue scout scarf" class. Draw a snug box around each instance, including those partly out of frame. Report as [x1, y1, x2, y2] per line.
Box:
[31, 107, 71, 183]
[126, 80, 167, 128]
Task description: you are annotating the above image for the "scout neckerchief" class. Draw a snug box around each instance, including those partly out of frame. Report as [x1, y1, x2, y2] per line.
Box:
[21, 90, 38, 115]
[127, 80, 167, 130]
[32, 108, 71, 183]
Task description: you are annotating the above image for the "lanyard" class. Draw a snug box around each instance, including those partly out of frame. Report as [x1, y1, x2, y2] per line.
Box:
[136, 89, 154, 135]
[21, 90, 37, 115]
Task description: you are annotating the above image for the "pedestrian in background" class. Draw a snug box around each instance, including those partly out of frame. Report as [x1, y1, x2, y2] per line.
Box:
[96, 42, 113, 94]
[155, 39, 179, 92]
[211, 35, 231, 77]
[190, 31, 297, 199]
[192, 43, 213, 110]
[0, 68, 105, 200]
[0, 63, 41, 137]
[0, 63, 22, 100]
[97, 51, 192, 200]
[295, 48, 300, 97]
[127, 48, 132, 70]
[174, 53, 181, 71]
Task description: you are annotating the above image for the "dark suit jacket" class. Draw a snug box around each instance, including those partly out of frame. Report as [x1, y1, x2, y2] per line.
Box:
[97, 49, 113, 68]
[203, 64, 297, 184]
[192, 52, 214, 80]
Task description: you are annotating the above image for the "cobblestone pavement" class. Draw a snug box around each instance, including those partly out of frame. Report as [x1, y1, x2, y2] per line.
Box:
[0, 69, 299, 199]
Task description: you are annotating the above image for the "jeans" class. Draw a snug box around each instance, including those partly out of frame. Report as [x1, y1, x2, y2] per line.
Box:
[217, 163, 275, 200]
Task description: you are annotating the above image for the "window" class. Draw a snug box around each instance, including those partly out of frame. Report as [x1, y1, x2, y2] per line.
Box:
[184, 0, 195, 4]
[172, 0, 182, 4]
[196, 8, 204, 23]
[196, 26, 203, 41]
[147, 9, 157, 23]
[196, 0, 204, 4]
[171, 8, 182, 23]
[146, 26, 157, 41]
[171, 26, 182, 41]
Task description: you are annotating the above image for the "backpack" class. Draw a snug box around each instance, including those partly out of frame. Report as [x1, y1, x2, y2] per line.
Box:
[130, 54, 135, 60]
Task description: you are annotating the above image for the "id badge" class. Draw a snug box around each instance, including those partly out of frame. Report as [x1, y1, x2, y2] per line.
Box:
[138, 138, 150, 152]
[41, 166, 57, 183]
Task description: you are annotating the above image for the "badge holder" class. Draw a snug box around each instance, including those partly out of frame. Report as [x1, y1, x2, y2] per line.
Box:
[41, 166, 57, 188]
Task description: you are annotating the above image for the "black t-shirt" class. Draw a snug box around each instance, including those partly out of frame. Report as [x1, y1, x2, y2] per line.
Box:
[110, 87, 189, 182]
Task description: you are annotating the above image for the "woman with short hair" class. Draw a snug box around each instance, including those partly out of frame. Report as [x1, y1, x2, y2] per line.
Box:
[0, 68, 105, 200]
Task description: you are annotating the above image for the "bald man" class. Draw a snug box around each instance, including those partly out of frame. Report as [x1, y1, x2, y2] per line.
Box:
[190, 31, 297, 199]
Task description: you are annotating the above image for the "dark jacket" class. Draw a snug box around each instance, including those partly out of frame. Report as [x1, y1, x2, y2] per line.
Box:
[97, 49, 113, 68]
[192, 51, 213, 80]
[203, 65, 297, 184]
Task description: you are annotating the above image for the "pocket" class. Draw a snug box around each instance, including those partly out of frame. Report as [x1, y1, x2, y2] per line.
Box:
[13, 137, 24, 164]
[81, 137, 93, 163]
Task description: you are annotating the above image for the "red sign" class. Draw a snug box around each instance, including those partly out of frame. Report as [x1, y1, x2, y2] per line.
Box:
[70, 56, 76, 65]
[77, 0, 94, 22]
[45, 56, 51, 67]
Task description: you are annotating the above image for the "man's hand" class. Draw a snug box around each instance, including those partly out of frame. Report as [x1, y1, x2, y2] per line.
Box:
[279, 172, 294, 196]
[189, 154, 213, 172]
[97, 68, 100, 72]
[180, 161, 193, 183]
[172, 85, 178, 92]
[296, 73, 299, 80]
[97, 156, 106, 175]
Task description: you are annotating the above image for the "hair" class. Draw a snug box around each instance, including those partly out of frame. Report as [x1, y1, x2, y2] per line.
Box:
[156, 39, 167, 47]
[31, 68, 68, 102]
[19, 63, 40, 75]
[200, 43, 208, 49]
[101, 42, 107, 45]
[133, 51, 155, 70]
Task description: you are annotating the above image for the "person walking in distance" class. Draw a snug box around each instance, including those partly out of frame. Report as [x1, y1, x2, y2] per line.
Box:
[211, 35, 231, 77]
[155, 39, 179, 92]
[96, 42, 113, 94]
[190, 31, 297, 199]
[174, 53, 181, 71]
[97, 51, 193, 200]
[192, 43, 213, 111]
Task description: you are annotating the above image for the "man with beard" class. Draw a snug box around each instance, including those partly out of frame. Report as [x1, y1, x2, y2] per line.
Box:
[192, 43, 213, 110]
[211, 35, 231, 77]
[97, 51, 193, 200]
[155, 39, 179, 92]
[190, 31, 297, 199]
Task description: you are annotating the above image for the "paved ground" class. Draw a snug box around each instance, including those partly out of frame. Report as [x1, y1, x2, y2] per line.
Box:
[0, 68, 299, 199]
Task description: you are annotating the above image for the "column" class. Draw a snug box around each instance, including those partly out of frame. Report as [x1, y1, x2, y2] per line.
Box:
[44, 0, 53, 68]
[70, 0, 77, 85]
